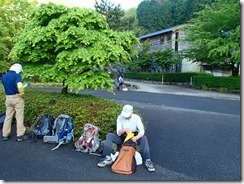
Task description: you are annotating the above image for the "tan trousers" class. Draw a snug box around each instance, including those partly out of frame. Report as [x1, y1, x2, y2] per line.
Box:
[2, 95, 26, 137]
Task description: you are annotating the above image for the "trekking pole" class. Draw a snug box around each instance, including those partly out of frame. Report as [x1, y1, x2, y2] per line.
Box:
[89, 152, 101, 156]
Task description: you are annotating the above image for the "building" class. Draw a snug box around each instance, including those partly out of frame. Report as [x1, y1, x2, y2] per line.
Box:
[139, 24, 201, 73]
[139, 24, 233, 76]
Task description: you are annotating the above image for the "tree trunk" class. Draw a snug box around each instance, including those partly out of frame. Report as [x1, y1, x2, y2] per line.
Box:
[61, 79, 68, 94]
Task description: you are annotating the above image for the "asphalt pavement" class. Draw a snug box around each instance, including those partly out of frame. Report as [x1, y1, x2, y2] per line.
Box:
[125, 80, 240, 100]
[0, 81, 240, 181]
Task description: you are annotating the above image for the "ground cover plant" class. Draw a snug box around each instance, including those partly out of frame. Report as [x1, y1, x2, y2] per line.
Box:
[0, 87, 133, 140]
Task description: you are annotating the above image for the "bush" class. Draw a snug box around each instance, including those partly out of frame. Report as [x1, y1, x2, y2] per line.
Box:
[192, 76, 240, 92]
[163, 72, 213, 83]
[125, 72, 163, 81]
[124, 72, 213, 84]
[0, 88, 143, 140]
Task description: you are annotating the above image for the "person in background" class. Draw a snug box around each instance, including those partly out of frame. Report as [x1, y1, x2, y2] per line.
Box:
[2, 63, 30, 142]
[117, 75, 124, 91]
[97, 104, 155, 172]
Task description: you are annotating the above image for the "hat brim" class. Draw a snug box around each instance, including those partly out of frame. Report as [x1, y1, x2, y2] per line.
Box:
[121, 111, 132, 118]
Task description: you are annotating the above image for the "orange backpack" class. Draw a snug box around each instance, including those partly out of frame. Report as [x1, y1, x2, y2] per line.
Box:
[111, 140, 137, 175]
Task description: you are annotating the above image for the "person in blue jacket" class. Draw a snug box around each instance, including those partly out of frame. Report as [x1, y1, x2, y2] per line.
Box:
[2, 63, 30, 142]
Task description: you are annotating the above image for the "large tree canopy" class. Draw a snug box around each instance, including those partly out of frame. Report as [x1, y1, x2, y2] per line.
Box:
[0, 0, 35, 73]
[9, 3, 139, 92]
[184, 0, 240, 76]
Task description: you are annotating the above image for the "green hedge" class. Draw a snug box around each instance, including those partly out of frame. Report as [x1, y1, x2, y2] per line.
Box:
[192, 76, 240, 91]
[124, 72, 213, 83]
[163, 72, 213, 83]
[0, 87, 143, 140]
[125, 72, 163, 82]
[124, 72, 239, 93]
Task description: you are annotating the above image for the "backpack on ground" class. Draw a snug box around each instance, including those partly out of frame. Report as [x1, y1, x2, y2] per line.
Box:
[111, 139, 137, 175]
[74, 123, 100, 155]
[43, 114, 74, 151]
[0, 112, 6, 129]
[32, 114, 54, 142]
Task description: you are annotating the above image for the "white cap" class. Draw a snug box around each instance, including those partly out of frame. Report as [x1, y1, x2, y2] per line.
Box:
[9, 63, 23, 74]
[121, 105, 133, 118]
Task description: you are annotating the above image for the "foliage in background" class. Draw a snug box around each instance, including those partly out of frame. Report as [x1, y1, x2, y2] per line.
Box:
[126, 40, 151, 72]
[9, 3, 139, 93]
[94, 0, 125, 31]
[152, 49, 181, 72]
[123, 8, 147, 37]
[126, 41, 183, 73]
[183, 0, 240, 76]
[94, 0, 146, 36]
[137, 0, 215, 33]
[0, 0, 36, 74]
[0, 86, 143, 140]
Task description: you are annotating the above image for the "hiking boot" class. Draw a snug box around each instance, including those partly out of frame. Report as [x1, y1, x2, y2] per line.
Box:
[144, 159, 155, 172]
[16, 133, 30, 142]
[97, 156, 113, 167]
[2, 135, 10, 141]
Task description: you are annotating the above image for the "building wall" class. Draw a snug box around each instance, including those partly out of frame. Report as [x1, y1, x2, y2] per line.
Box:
[181, 58, 201, 72]
[140, 26, 201, 73]
[143, 33, 173, 51]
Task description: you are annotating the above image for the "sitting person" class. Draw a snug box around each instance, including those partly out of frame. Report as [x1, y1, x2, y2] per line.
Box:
[97, 104, 155, 172]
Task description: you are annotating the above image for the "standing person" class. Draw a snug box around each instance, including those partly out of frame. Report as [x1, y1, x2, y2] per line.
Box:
[97, 104, 155, 172]
[117, 75, 124, 91]
[2, 63, 30, 142]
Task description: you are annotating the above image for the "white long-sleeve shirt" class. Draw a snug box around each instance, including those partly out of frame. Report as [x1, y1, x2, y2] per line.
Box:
[116, 114, 145, 136]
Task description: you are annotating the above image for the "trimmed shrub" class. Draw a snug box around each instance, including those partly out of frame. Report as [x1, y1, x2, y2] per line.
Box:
[125, 72, 163, 82]
[192, 76, 240, 92]
[163, 72, 213, 83]
[0, 88, 143, 140]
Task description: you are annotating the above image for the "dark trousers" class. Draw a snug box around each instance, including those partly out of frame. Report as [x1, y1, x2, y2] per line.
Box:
[117, 83, 124, 91]
[101, 132, 151, 162]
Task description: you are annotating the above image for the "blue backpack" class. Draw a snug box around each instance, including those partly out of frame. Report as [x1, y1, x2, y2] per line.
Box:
[32, 114, 54, 142]
[43, 114, 74, 150]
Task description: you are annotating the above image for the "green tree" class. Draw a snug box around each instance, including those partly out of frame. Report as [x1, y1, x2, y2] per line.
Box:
[153, 49, 181, 72]
[95, 0, 145, 34]
[120, 8, 147, 36]
[137, 0, 167, 32]
[137, 0, 214, 33]
[184, 0, 240, 76]
[9, 3, 139, 93]
[127, 40, 152, 72]
[94, 0, 125, 31]
[0, 0, 36, 73]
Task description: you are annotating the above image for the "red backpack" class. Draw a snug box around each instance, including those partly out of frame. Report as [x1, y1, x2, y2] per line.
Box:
[74, 123, 100, 154]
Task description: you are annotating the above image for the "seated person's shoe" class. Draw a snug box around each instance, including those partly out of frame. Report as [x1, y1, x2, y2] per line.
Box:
[97, 156, 113, 167]
[144, 159, 155, 172]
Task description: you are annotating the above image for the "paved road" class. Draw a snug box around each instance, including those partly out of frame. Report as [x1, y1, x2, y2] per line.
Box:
[126, 80, 240, 101]
[0, 82, 240, 181]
